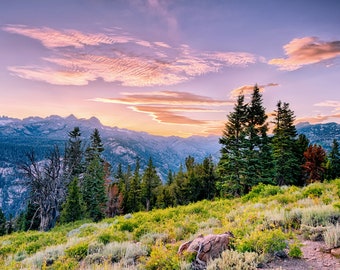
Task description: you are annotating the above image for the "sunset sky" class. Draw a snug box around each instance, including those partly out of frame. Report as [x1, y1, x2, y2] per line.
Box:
[1, 0, 340, 137]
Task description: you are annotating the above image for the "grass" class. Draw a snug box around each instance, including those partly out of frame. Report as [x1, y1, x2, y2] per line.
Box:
[1, 180, 340, 269]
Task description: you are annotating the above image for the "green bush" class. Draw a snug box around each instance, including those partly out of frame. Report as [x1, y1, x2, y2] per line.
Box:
[119, 220, 139, 232]
[65, 242, 89, 261]
[302, 183, 324, 198]
[48, 256, 78, 270]
[144, 242, 180, 270]
[97, 232, 113, 244]
[238, 229, 287, 254]
[242, 184, 282, 202]
[289, 242, 303, 258]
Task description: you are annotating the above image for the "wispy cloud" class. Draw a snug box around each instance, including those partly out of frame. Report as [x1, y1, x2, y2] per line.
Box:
[296, 113, 340, 124]
[230, 83, 279, 98]
[3, 24, 256, 86]
[92, 91, 232, 106]
[92, 91, 231, 125]
[131, 106, 216, 124]
[269, 37, 340, 70]
[314, 100, 340, 109]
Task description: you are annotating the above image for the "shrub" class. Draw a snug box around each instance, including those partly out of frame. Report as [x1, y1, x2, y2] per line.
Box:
[238, 229, 287, 254]
[140, 232, 169, 246]
[22, 244, 66, 269]
[301, 205, 340, 227]
[102, 241, 148, 264]
[242, 184, 282, 202]
[288, 242, 303, 258]
[323, 223, 340, 249]
[206, 249, 260, 270]
[302, 183, 324, 198]
[300, 224, 329, 241]
[144, 241, 180, 270]
[119, 220, 138, 232]
[97, 232, 113, 244]
[284, 208, 303, 229]
[65, 242, 89, 261]
[48, 256, 78, 270]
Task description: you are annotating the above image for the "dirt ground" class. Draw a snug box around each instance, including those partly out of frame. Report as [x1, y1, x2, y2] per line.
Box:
[261, 238, 340, 270]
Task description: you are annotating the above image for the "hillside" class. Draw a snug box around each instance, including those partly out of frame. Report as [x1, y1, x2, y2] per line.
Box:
[0, 181, 340, 269]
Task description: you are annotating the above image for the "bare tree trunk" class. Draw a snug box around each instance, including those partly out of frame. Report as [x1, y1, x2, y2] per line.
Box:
[21, 146, 65, 231]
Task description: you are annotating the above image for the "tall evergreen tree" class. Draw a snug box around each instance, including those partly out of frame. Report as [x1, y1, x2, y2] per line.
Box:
[83, 155, 107, 221]
[60, 177, 85, 223]
[328, 139, 340, 179]
[83, 129, 107, 222]
[63, 127, 84, 183]
[141, 157, 162, 211]
[199, 156, 217, 200]
[295, 134, 310, 184]
[272, 101, 299, 185]
[244, 85, 272, 187]
[85, 128, 104, 163]
[127, 158, 142, 212]
[218, 94, 248, 196]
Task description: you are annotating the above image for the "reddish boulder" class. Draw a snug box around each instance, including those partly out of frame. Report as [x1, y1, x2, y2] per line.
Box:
[178, 231, 234, 269]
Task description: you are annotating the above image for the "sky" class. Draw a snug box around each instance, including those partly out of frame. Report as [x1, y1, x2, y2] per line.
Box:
[0, 0, 340, 137]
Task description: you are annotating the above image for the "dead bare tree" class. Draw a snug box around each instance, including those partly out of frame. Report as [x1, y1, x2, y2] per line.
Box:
[21, 146, 66, 231]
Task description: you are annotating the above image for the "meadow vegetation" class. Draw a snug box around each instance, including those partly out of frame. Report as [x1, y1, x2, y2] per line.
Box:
[1, 180, 340, 269]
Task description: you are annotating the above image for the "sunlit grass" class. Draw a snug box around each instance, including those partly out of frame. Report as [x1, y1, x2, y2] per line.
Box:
[1, 179, 340, 269]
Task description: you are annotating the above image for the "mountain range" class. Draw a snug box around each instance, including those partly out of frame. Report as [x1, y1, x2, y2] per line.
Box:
[0, 115, 339, 216]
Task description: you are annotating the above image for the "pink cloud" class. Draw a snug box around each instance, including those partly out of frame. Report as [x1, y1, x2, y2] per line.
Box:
[230, 83, 279, 98]
[2, 24, 134, 48]
[92, 91, 230, 125]
[314, 100, 340, 108]
[131, 105, 210, 125]
[92, 91, 232, 106]
[3, 24, 256, 86]
[296, 112, 340, 124]
[269, 37, 340, 70]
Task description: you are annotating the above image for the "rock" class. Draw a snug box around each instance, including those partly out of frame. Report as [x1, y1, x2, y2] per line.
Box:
[331, 247, 340, 258]
[178, 231, 234, 270]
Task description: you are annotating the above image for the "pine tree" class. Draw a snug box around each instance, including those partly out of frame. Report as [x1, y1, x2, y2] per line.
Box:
[173, 164, 189, 205]
[199, 156, 217, 200]
[141, 157, 162, 211]
[127, 158, 142, 213]
[85, 128, 104, 163]
[244, 85, 272, 187]
[83, 129, 107, 222]
[60, 177, 85, 223]
[0, 208, 6, 236]
[63, 127, 84, 183]
[328, 139, 340, 179]
[295, 134, 310, 184]
[272, 101, 299, 185]
[218, 94, 248, 196]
